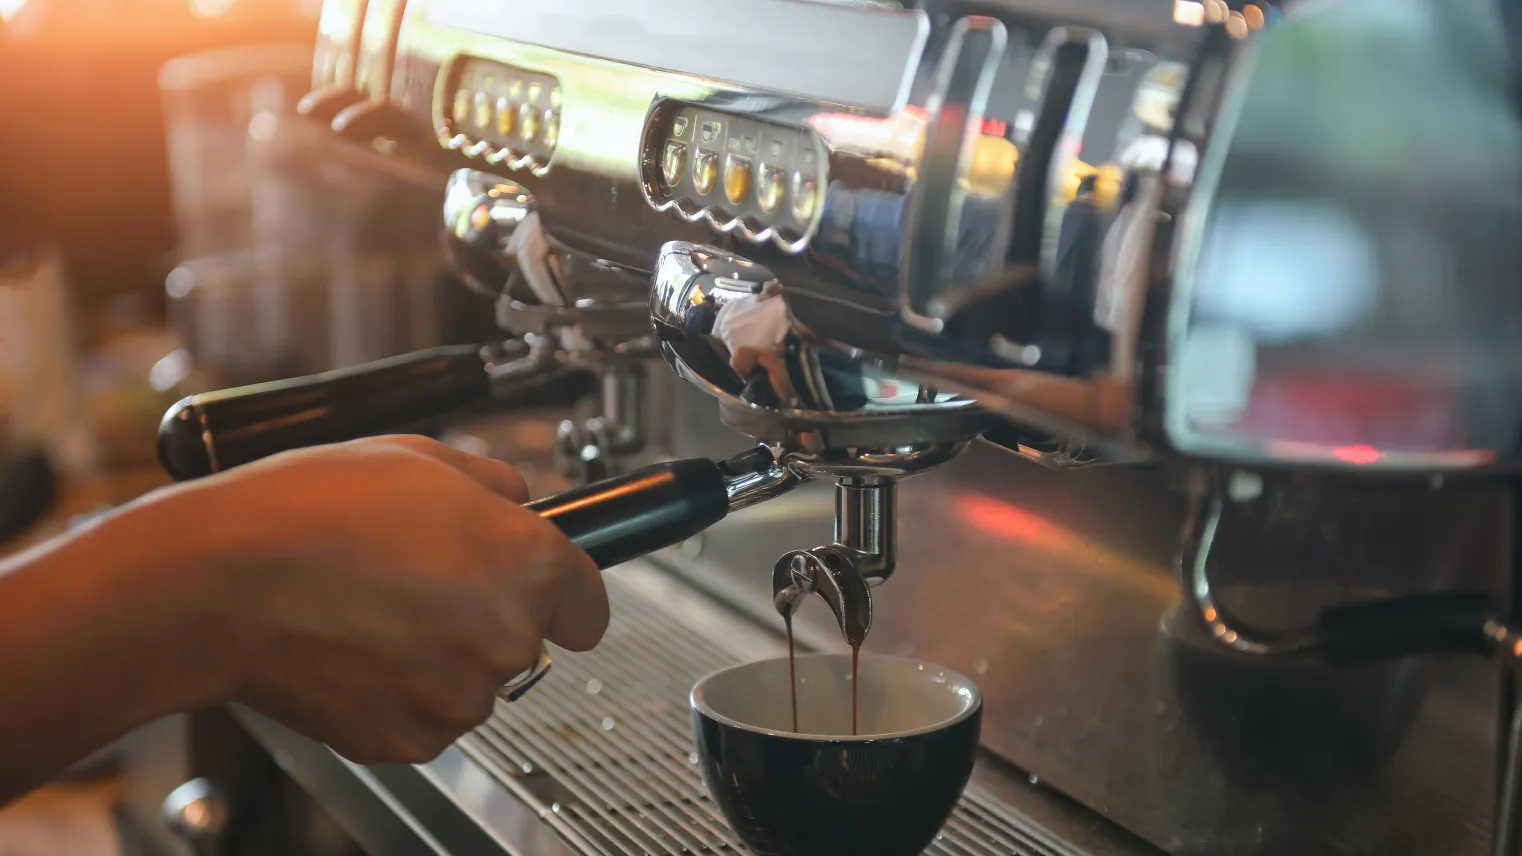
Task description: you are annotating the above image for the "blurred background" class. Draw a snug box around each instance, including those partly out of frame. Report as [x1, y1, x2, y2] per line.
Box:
[0, 0, 322, 318]
[0, 5, 503, 851]
[0, 0, 501, 524]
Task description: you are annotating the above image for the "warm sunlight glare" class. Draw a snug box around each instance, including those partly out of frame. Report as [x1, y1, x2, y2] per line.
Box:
[189, 0, 238, 18]
[0, 0, 31, 24]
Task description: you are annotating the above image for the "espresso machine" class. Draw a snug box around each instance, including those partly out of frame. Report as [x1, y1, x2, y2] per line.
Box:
[144, 0, 1522, 854]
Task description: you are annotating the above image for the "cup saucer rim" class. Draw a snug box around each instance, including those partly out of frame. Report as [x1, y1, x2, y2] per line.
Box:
[690, 653, 982, 743]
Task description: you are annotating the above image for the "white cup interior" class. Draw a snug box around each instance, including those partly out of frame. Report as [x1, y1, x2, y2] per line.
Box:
[692, 654, 980, 740]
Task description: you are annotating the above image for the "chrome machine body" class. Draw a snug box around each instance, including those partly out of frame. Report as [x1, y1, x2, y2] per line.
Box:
[153, 1, 1522, 855]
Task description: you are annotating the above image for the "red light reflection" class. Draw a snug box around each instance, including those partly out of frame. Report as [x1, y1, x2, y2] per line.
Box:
[1332, 444, 1382, 466]
[954, 492, 1066, 550]
[901, 105, 1008, 137]
[952, 492, 1177, 596]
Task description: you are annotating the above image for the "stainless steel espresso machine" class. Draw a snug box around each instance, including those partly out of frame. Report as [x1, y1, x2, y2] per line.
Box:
[141, 0, 1522, 854]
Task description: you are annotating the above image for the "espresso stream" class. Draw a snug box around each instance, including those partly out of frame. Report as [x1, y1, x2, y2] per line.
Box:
[784, 615, 858, 735]
[785, 615, 798, 732]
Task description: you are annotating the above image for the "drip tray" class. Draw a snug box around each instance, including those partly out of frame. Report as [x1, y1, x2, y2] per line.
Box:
[457, 565, 1074, 856]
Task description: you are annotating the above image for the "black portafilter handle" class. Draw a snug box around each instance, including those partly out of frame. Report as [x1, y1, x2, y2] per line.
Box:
[526, 458, 731, 570]
[1317, 592, 1499, 667]
[158, 346, 495, 481]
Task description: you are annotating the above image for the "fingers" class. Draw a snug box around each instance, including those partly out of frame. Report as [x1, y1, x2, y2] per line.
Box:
[527, 512, 610, 652]
[755, 350, 796, 401]
[351, 436, 611, 652]
[487, 509, 610, 653]
[543, 541, 610, 652]
[729, 347, 794, 402]
[380, 436, 531, 503]
[730, 346, 760, 378]
[358, 435, 608, 651]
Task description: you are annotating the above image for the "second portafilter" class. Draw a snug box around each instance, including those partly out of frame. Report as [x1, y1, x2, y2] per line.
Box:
[442, 169, 655, 483]
[157, 167, 657, 489]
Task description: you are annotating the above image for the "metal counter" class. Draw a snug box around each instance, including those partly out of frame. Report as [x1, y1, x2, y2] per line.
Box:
[234, 563, 1149, 856]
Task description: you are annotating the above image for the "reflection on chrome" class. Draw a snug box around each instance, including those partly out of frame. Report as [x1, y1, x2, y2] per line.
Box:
[649, 241, 992, 646]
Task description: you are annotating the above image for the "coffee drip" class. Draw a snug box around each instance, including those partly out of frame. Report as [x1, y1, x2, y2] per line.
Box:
[785, 614, 798, 732]
[851, 645, 859, 736]
[780, 611, 861, 736]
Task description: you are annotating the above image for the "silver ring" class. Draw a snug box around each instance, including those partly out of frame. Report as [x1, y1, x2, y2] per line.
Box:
[498, 648, 553, 702]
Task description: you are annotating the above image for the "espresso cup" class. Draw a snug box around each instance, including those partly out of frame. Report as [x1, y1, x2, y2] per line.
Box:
[691, 654, 981, 856]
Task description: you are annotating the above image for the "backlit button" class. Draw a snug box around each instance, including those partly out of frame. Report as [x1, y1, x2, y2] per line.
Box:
[550, 87, 563, 108]
[723, 155, 752, 205]
[474, 92, 493, 130]
[470, 203, 492, 232]
[528, 82, 543, 103]
[758, 166, 786, 213]
[693, 149, 719, 196]
[672, 116, 689, 139]
[496, 96, 515, 137]
[663, 142, 687, 187]
[452, 88, 471, 125]
[519, 103, 541, 142]
[542, 108, 560, 148]
[791, 174, 819, 222]
[701, 121, 721, 143]
[508, 81, 524, 100]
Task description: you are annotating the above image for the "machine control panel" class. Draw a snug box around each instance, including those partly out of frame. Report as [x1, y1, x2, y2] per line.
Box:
[438, 58, 562, 175]
[641, 102, 828, 253]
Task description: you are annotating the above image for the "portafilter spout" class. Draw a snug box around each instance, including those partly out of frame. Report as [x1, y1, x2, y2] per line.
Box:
[651, 241, 995, 646]
[772, 477, 892, 649]
[773, 475, 900, 648]
[766, 442, 965, 647]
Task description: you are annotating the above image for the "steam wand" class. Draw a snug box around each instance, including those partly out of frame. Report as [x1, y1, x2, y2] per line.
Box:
[1176, 470, 1522, 856]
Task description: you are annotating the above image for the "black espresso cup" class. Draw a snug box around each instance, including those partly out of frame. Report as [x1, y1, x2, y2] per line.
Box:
[691, 654, 982, 856]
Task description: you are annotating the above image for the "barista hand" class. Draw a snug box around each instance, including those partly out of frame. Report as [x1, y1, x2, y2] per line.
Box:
[0, 436, 608, 806]
[730, 346, 798, 402]
[206, 436, 609, 761]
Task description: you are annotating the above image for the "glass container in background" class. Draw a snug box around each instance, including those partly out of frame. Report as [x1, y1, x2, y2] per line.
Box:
[160, 43, 318, 260]
[0, 236, 99, 480]
[157, 44, 498, 390]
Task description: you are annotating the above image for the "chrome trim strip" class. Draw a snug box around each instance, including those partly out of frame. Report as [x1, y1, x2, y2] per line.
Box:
[233, 705, 457, 856]
[423, 0, 930, 113]
[897, 15, 1010, 333]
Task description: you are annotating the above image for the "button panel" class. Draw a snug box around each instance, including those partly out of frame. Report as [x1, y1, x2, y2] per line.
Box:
[439, 58, 562, 174]
[643, 103, 827, 251]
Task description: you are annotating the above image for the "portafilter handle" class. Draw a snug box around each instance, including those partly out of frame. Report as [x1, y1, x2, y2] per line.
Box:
[159, 359, 794, 569]
[158, 345, 574, 481]
[525, 458, 734, 570]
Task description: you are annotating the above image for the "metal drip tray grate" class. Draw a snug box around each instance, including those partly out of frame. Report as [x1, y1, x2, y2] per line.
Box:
[457, 566, 1067, 856]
